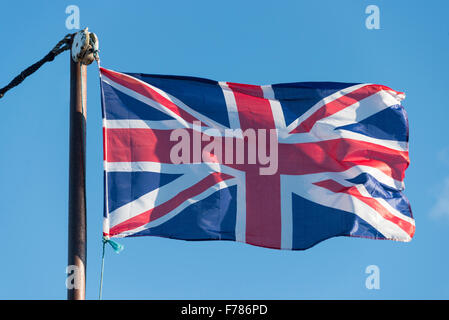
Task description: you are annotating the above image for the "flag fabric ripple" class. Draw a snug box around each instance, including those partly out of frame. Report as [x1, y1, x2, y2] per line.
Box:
[100, 67, 414, 250]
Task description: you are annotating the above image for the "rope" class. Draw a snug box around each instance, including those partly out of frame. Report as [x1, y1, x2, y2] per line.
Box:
[99, 238, 107, 300]
[0, 33, 74, 99]
[98, 237, 124, 300]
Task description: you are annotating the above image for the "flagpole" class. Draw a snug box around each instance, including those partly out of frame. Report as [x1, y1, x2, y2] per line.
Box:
[67, 35, 87, 300]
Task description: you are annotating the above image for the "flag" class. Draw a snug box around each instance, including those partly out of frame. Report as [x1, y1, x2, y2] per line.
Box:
[99, 67, 414, 250]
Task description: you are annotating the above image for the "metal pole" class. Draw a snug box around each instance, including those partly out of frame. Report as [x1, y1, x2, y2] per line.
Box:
[67, 41, 87, 300]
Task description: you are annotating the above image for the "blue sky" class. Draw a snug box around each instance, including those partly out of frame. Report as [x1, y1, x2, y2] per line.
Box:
[1, 0, 448, 299]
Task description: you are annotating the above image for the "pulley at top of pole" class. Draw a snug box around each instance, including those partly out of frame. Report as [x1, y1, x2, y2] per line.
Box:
[71, 27, 99, 65]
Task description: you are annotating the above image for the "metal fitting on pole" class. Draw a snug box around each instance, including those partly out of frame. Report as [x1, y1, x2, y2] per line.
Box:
[71, 28, 99, 65]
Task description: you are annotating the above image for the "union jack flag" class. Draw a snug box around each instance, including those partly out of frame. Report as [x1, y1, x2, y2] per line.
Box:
[100, 67, 414, 250]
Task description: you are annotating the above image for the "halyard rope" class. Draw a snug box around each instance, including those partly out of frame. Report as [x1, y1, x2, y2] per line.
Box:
[99, 237, 124, 300]
[0, 33, 74, 99]
[99, 238, 107, 300]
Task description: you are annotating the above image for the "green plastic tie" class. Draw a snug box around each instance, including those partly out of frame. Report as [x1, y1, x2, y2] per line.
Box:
[103, 237, 124, 253]
[99, 237, 124, 299]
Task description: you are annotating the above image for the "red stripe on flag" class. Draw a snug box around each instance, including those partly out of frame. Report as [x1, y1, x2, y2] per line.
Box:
[106, 127, 408, 182]
[314, 179, 415, 238]
[226, 83, 282, 249]
[100, 67, 202, 125]
[279, 138, 409, 182]
[290, 84, 401, 134]
[109, 172, 234, 236]
[106, 128, 239, 164]
[106, 128, 175, 163]
[102, 126, 107, 161]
